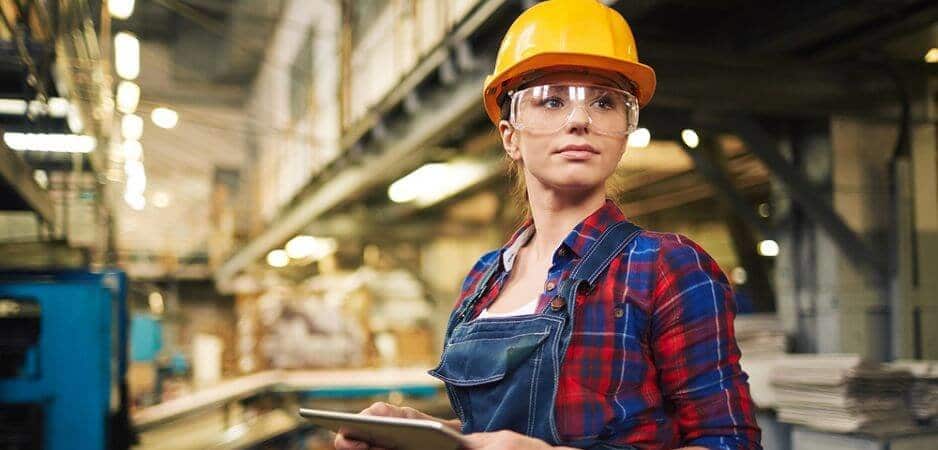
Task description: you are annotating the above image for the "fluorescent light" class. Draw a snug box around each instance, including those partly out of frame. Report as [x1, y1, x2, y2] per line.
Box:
[148, 291, 164, 315]
[758, 239, 779, 257]
[109, 0, 135, 19]
[122, 140, 143, 161]
[3, 132, 96, 153]
[627, 128, 650, 148]
[0, 99, 27, 115]
[125, 175, 146, 195]
[285, 235, 337, 260]
[388, 161, 489, 207]
[67, 102, 84, 133]
[47, 98, 69, 117]
[681, 129, 699, 149]
[124, 191, 145, 210]
[151, 107, 178, 129]
[152, 191, 171, 208]
[266, 249, 289, 268]
[926, 48, 938, 63]
[116, 81, 140, 114]
[0, 98, 69, 117]
[124, 159, 146, 195]
[114, 32, 140, 80]
[121, 113, 144, 140]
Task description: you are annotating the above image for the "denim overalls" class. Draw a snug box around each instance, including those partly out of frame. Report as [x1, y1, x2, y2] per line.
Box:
[429, 221, 642, 450]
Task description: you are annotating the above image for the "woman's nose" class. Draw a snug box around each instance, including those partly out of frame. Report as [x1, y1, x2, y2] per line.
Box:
[566, 105, 591, 131]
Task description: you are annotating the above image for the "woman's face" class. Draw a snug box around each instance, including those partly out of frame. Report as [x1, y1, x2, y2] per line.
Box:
[498, 70, 630, 196]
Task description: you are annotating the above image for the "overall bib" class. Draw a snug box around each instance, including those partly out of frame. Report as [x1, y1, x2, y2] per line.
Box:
[429, 221, 642, 450]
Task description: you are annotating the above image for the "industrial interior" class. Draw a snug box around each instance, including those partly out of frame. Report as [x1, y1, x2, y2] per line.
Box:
[0, 0, 936, 449]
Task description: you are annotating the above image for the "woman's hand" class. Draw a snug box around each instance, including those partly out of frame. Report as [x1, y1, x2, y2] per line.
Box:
[333, 401, 459, 450]
[462, 430, 577, 450]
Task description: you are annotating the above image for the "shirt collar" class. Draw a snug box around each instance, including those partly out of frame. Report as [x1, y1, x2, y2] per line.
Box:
[500, 199, 628, 270]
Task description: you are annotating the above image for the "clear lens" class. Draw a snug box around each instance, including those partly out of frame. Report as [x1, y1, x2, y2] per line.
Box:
[509, 84, 639, 136]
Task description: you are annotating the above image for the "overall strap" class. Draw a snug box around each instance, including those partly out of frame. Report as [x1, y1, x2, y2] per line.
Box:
[555, 220, 643, 316]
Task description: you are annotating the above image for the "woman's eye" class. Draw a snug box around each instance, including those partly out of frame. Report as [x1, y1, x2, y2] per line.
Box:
[593, 96, 616, 109]
[537, 97, 564, 108]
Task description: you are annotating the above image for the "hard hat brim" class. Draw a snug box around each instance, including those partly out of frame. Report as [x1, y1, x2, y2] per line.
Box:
[483, 52, 657, 126]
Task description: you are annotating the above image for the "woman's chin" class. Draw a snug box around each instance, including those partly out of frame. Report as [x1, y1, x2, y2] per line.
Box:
[543, 179, 605, 194]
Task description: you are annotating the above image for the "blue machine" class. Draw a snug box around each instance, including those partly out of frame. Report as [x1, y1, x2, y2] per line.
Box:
[0, 270, 135, 450]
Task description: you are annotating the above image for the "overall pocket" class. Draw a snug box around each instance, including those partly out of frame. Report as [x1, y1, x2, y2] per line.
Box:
[429, 330, 550, 434]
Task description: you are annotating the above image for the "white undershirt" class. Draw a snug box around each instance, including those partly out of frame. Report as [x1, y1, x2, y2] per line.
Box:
[478, 296, 539, 318]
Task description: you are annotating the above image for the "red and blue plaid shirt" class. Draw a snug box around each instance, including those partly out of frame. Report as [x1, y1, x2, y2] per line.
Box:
[453, 200, 761, 449]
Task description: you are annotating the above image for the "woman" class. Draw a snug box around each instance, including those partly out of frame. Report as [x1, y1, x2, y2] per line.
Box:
[336, 0, 761, 449]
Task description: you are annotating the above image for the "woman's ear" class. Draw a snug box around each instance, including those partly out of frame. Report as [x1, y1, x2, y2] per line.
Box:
[499, 120, 522, 161]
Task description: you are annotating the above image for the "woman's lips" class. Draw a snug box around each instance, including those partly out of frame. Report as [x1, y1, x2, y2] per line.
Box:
[555, 144, 599, 160]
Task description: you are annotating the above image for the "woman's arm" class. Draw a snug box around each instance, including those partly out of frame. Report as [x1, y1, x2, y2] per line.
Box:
[650, 235, 762, 450]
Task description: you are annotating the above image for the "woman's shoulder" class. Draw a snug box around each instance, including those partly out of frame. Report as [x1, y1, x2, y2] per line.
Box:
[626, 229, 729, 282]
[630, 229, 731, 294]
[454, 248, 502, 303]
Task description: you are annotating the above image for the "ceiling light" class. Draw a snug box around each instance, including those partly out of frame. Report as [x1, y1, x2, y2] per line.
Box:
[0, 99, 27, 115]
[757, 239, 779, 257]
[0, 97, 70, 118]
[3, 132, 96, 153]
[266, 249, 289, 268]
[124, 191, 145, 210]
[121, 114, 144, 140]
[109, 0, 135, 19]
[152, 191, 171, 208]
[67, 102, 84, 133]
[116, 81, 140, 114]
[122, 140, 143, 161]
[680, 129, 699, 149]
[148, 290, 164, 315]
[388, 161, 489, 207]
[114, 32, 140, 80]
[47, 98, 69, 117]
[627, 128, 650, 148]
[285, 235, 337, 260]
[924, 48, 938, 63]
[151, 107, 178, 129]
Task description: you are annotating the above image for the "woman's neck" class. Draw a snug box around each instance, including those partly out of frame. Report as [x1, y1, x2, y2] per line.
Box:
[525, 184, 607, 261]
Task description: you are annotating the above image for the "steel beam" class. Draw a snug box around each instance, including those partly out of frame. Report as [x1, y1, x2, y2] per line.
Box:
[714, 115, 887, 278]
[683, 136, 777, 312]
[214, 69, 490, 290]
[0, 136, 54, 223]
[679, 137, 775, 239]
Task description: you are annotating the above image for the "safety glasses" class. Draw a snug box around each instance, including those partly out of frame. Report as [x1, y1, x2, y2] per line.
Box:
[508, 83, 639, 136]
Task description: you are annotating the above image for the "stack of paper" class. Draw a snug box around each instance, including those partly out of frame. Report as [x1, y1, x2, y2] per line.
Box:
[733, 314, 788, 409]
[770, 354, 915, 434]
[888, 360, 938, 424]
[734, 313, 788, 356]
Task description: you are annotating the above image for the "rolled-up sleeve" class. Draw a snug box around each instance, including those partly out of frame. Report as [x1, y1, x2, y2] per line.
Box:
[650, 234, 762, 449]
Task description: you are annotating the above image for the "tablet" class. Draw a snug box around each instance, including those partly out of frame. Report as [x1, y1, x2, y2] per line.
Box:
[298, 408, 465, 450]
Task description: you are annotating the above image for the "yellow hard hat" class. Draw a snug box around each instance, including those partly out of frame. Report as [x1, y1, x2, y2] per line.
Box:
[482, 0, 656, 125]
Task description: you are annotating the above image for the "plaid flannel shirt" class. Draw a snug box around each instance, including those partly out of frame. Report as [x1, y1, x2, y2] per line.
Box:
[453, 200, 761, 449]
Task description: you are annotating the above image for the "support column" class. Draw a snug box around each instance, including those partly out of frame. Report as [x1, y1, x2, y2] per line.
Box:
[828, 116, 895, 361]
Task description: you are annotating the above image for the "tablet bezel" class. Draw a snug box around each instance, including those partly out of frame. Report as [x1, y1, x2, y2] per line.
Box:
[297, 407, 465, 449]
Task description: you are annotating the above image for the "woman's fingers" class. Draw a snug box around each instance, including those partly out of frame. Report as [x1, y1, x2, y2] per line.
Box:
[333, 430, 369, 449]
[334, 402, 430, 449]
[360, 401, 394, 416]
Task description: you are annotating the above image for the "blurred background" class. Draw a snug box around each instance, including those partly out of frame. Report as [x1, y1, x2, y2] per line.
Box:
[0, 0, 936, 449]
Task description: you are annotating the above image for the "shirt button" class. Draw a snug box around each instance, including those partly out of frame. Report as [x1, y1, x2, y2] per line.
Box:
[545, 280, 556, 291]
[550, 296, 566, 310]
[557, 247, 568, 257]
[613, 306, 624, 318]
